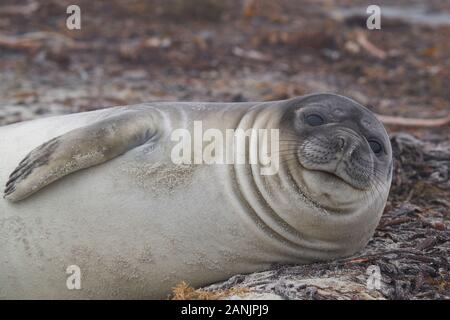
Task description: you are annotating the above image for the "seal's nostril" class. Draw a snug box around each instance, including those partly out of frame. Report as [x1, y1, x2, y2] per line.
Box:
[337, 137, 346, 150]
[348, 146, 356, 157]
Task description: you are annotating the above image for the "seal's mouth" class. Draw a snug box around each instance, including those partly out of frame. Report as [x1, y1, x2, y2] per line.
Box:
[297, 150, 372, 191]
[295, 130, 375, 191]
[298, 161, 369, 191]
[294, 164, 369, 212]
[309, 169, 364, 190]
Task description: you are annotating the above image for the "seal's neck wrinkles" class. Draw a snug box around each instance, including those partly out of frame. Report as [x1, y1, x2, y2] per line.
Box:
[229, 101, 388, 261]
[230, 103, 345, 261]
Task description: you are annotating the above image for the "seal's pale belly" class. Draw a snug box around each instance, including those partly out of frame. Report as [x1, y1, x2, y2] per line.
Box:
[0, 165, 271, 299]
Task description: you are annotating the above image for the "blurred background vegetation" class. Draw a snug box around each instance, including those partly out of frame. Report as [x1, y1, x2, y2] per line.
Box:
[0, 0, 449, 138]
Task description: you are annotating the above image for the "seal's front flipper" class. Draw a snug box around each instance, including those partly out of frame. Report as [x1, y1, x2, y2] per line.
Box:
[4, 109, 160, 202]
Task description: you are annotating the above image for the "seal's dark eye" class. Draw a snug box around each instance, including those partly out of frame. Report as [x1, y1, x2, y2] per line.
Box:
[305, 114, 324, 126]
[368, 140, 382, 154]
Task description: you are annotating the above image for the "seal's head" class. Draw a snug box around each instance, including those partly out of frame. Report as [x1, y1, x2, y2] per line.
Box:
[280, 93, 392, 212]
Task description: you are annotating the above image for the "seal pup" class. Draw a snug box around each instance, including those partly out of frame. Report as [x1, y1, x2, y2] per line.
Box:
[0, 93, 392, 298]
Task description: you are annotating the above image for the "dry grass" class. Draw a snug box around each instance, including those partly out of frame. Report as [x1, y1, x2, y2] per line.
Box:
[170, 281, 250, 300]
